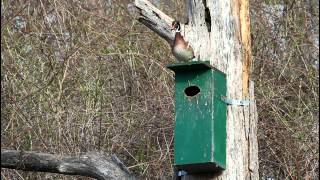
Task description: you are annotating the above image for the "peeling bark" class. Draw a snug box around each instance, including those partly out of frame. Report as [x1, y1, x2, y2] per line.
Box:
[239, 0, 252, 98]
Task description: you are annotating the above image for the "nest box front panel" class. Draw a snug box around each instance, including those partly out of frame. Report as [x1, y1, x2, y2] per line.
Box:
[168, 61, 227, 173]
[174, 69, 214, 166]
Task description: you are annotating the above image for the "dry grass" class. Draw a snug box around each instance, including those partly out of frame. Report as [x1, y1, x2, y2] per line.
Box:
[1, 0, 176, 179]
[1, 0, 319, 179]
[251, 0, 319, 179]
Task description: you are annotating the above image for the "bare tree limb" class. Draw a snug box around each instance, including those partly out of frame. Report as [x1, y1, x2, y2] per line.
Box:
[132, 0, 175, 46]
[1, 150, 136, 180]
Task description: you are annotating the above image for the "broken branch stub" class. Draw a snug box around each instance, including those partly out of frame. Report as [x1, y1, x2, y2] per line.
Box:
[132, 0, 175, 46]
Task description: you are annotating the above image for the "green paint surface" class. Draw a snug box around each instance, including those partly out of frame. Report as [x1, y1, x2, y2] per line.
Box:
[167, 61, 227, 173]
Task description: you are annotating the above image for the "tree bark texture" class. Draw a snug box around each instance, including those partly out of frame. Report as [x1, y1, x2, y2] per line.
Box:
[184, 0, 259, 179]
[1, 150, 135, 180]
[134, 0, 259, 179]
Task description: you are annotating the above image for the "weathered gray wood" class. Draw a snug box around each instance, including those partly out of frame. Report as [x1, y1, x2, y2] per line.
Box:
[132, 0, 175, 46]
[133, 0, 259, 179]
[1, 150, 136, 180]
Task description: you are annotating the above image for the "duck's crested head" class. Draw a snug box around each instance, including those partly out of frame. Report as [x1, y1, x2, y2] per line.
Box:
[171, 20, 181, 32]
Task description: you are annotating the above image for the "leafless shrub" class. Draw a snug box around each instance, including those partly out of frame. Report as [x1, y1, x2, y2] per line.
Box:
[251, 0, 319, 179]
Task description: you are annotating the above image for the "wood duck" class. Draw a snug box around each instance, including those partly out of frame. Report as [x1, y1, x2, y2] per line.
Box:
[171, 21, 195, 62]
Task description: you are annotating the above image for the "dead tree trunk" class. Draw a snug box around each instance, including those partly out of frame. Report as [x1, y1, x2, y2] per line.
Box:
[1, 150, 135, 180]
[133, 0, 259, 179]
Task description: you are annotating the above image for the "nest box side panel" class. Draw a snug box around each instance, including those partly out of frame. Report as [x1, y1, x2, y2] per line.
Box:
[212, 69, 227, 169]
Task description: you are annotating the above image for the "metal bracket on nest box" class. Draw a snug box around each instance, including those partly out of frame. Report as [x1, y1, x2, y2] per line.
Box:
[221, 96, 252, 106]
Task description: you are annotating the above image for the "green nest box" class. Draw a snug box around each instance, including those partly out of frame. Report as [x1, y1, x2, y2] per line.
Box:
[167, 61, 227, 173]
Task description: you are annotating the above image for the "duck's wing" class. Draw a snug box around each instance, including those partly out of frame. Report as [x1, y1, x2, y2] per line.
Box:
[186, 42, 195, 57]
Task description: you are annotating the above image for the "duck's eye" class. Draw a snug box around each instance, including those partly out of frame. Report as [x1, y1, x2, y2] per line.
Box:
[175, 24, 180, 31]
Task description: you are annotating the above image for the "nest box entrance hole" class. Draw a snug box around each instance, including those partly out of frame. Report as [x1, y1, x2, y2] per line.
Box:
[184, 86, 200, 97]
